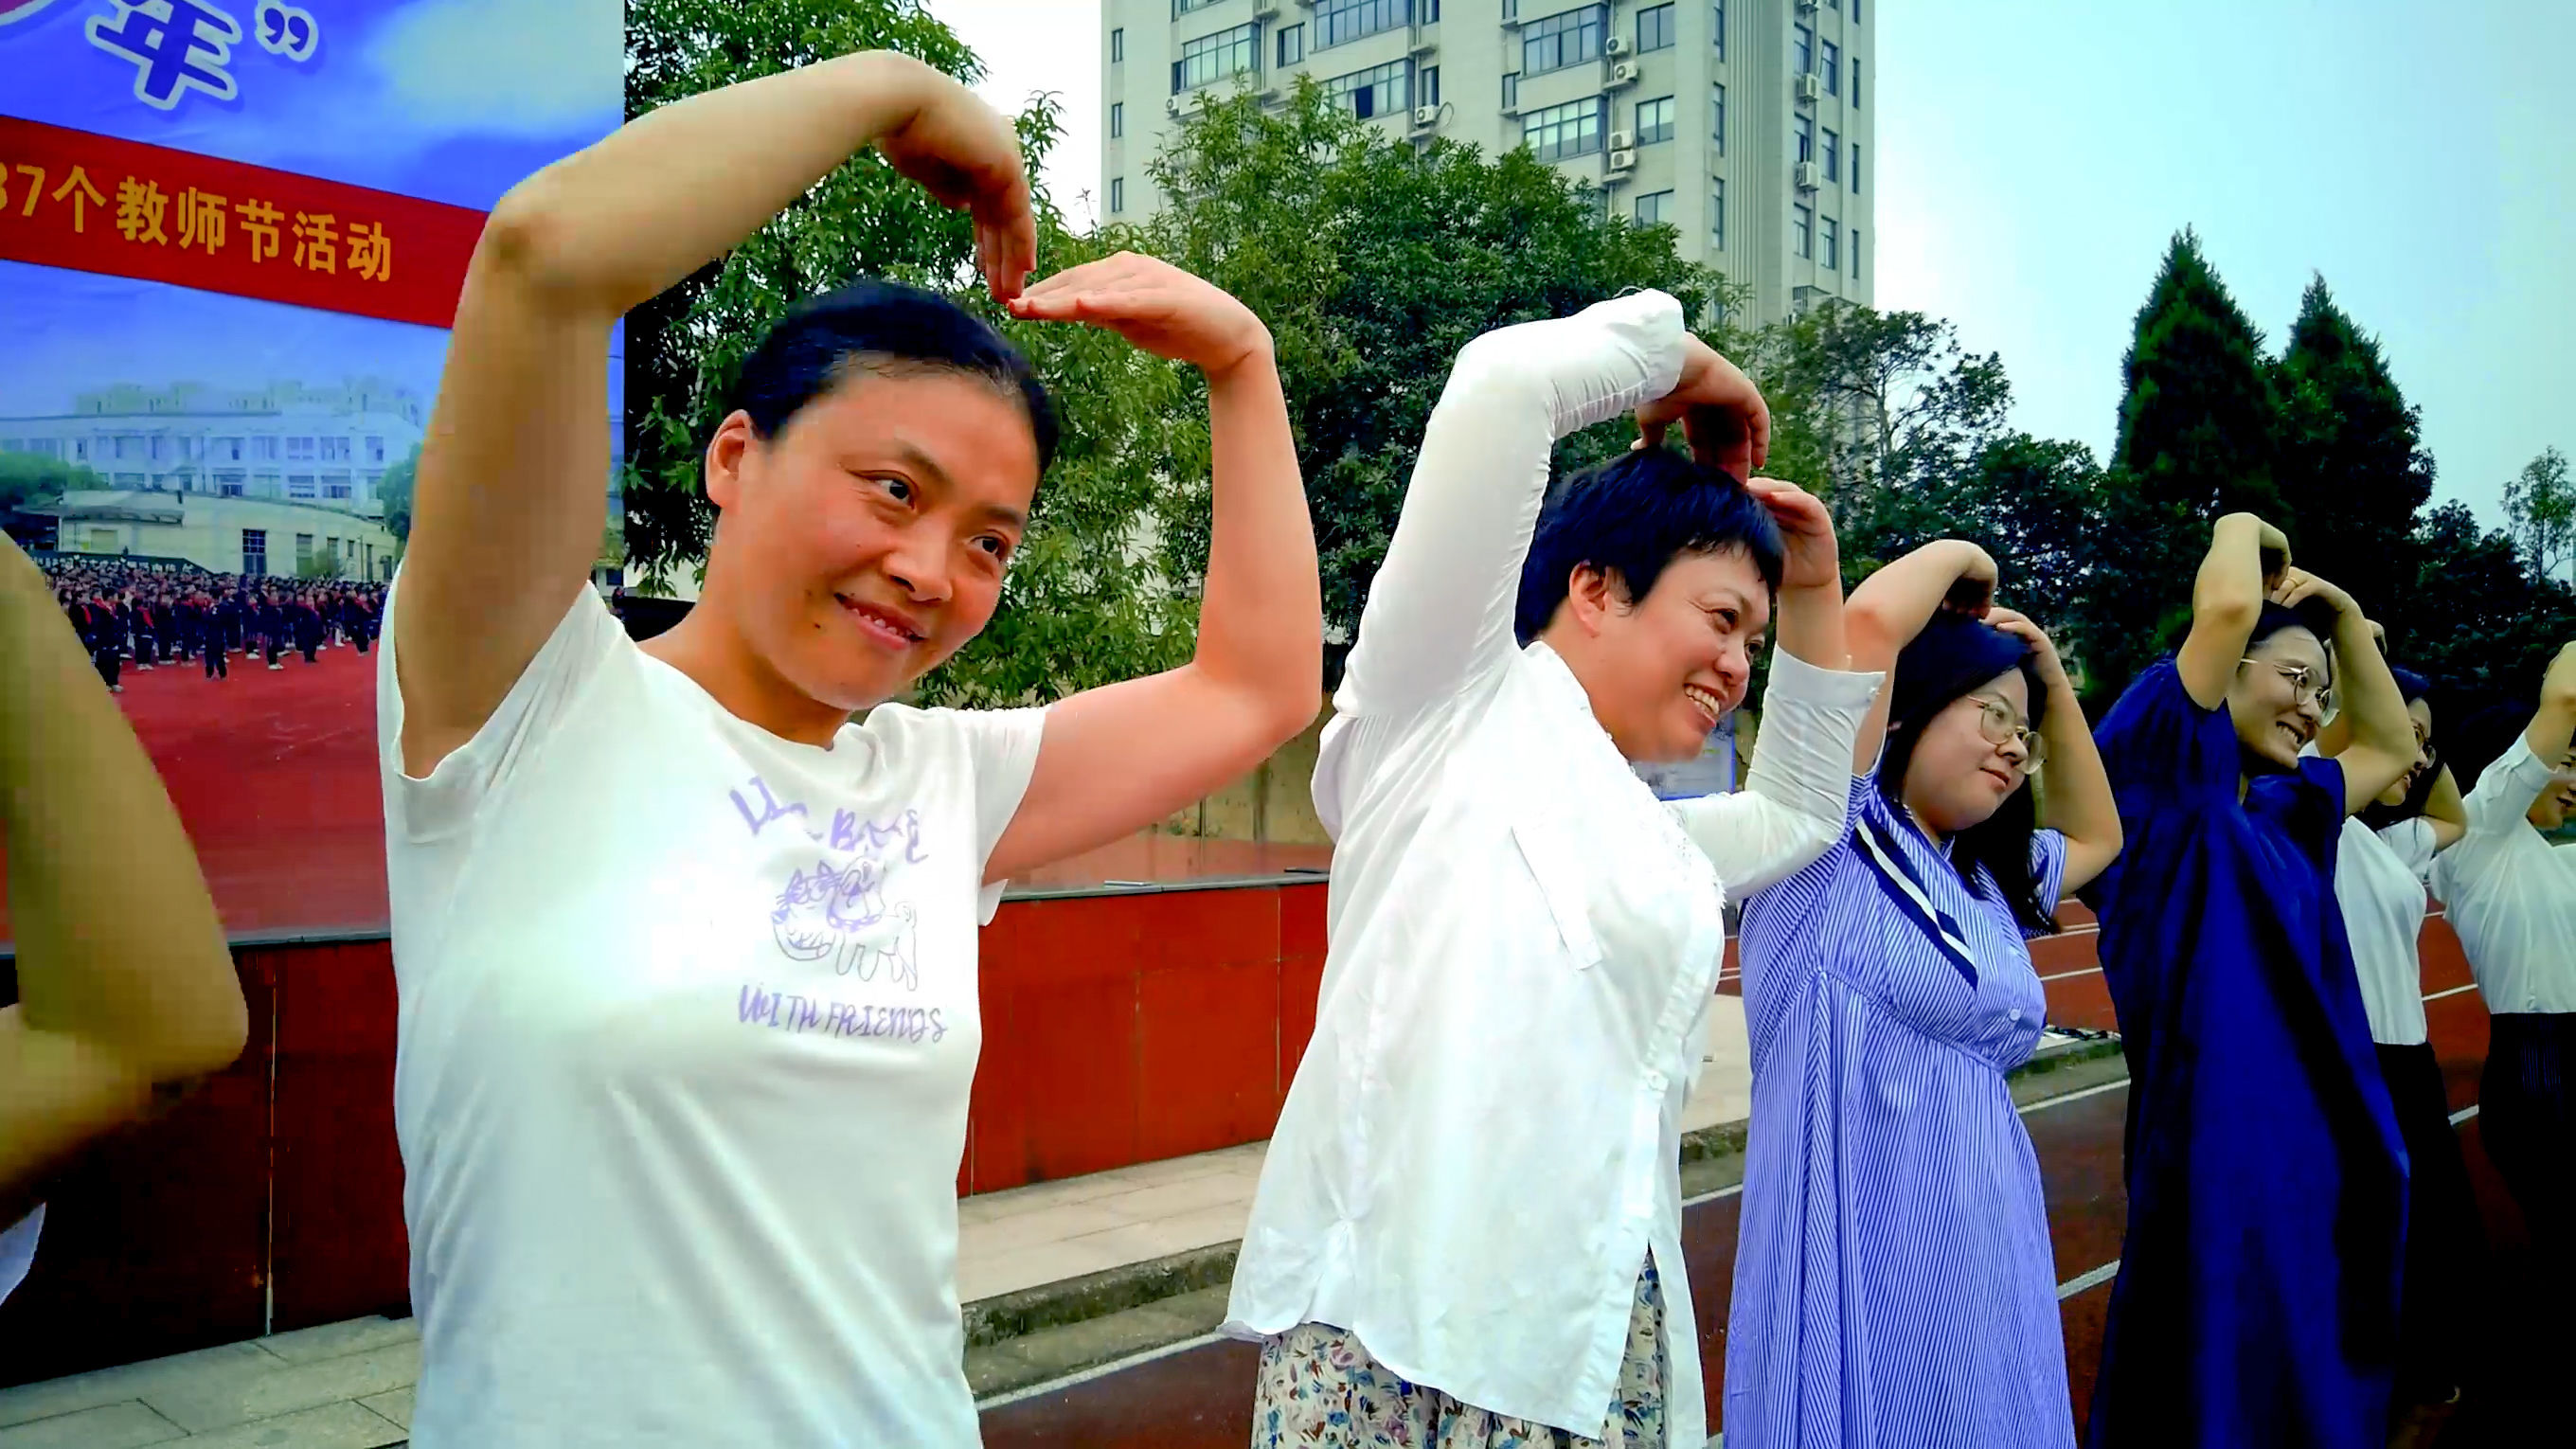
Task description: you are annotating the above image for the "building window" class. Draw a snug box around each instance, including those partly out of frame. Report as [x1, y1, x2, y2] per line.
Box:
[1709, 179, 1725, 250]
[1852, 0, 1861, 21]
[1794, 114, 1813, 164]
[1111, 27, 1123, 63]
[1502, 72, 1518, 110]
[1634, 189, 1673, 226]
[1110, 177, 1125, 213]
[217, 473, 244, 496]
[1315, 0, 1408, 51]
[295, 533, 313, 569]
[252, 436, 277, 461]
[286, 437, 316, 460]
[1822, 38, 1840, 94]
[1794, 24, 1812, 73]
[1420, 64, 1440, 107]
[1522, 6, 1606, 77]
[242, 529, 266, 575]
[1110, 101, 1124, 139]
[1278, 23, 1305, 66]
[1175, 0, 1222, 11]
[1711, 2, 1726, 60]
[1637, 3, 1675, 52]
[320, 437, 351, 462]
[367, 437, 385, 463]
[1710, 82, 1725, 152]
[1522, 96, 1605, 161]
[1851, 226, 1862, 277]
[1852, 56, 1861, 109]
[288, 474, 317, 499]
[1634, 95, 1674, 145]
[1821, 217, 1838, 270]
[1821, 127, 1838, 182]
[1326, 60, 1410, 118]
[1852, 141, 1861, 192]
[1794, 205, 1813, 259]
[325, 477, 353, 501]
[1174, 24, 1261, 93]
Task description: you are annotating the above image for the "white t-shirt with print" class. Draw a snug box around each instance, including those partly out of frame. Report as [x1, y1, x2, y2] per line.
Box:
[378, 578, 1045, 1448]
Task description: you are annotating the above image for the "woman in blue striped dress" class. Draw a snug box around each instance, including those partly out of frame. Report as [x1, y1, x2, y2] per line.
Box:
[1726, 539, 2124, 1447]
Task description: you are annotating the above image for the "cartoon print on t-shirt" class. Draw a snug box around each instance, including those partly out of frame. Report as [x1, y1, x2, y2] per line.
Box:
[730, 775, 928, 991]
[772, 854, 919, 989]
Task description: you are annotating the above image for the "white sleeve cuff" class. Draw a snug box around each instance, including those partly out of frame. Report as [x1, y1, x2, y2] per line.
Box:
[1744, 649, 1887, 824]
[1542, 290, 1688, 438]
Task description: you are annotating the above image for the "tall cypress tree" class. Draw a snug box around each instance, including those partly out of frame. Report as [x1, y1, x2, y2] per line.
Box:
[2276, 277, 2435, 627]
[2112, 228, 2283, 521]
[2073, 230, 2282, 710]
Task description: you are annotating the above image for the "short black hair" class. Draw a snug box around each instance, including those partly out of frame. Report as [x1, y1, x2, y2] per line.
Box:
[1513, 448, 1785, 645]
[2245, 599, 2338, 659]
[723, 277, 1059, 473]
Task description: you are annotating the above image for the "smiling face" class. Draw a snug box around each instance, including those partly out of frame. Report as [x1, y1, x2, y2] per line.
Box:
[2530, 744, 2576, 832]
[1900, 667, 2035, 837]
[2229, 625, 2333, 770]
[1561, 546, 1772, 764]
[2375, 697, 2436, 809]
[702, 367, 1041, 720]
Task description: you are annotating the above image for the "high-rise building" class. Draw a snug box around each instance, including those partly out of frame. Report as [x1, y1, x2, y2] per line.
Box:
[1101, 0, 1873, 326]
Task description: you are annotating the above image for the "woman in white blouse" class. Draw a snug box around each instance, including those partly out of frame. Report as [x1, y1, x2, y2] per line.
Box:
[1225, 292, 1883, 1448]
[2432, 642, 2576, 1385]
[2318, 660, 2477, 1427]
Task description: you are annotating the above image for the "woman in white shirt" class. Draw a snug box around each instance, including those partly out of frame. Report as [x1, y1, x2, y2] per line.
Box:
[0, 531, 246, 1310]
[386, 52, 1320, 1446]
[2432, 643, 2576, 1375]
[1226, 293, 1882, 1448]
[2320, 662, 2478, 1424]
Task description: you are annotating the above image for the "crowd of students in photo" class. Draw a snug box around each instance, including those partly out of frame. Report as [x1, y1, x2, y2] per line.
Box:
[35, 557, 384, 691]
[6, 50, 2571, 1449]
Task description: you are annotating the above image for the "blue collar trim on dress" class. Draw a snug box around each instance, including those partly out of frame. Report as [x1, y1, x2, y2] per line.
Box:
[1852, 809, 1981, 988]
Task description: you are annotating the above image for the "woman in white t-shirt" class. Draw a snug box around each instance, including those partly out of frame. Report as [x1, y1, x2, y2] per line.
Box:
[2319, 661, 2478, 1425]
[0, 532, 247, 1312]
[385, 52, 1319, 1447]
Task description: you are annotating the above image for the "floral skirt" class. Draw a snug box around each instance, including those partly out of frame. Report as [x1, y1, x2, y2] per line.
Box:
[1250, 1261, 1668, 1448]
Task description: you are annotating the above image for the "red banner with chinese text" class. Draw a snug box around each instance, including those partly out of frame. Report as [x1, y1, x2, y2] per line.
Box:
[0, 115, 484, 329]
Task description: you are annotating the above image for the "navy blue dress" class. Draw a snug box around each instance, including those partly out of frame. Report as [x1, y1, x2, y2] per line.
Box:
[2082, 660, 2407, 1447]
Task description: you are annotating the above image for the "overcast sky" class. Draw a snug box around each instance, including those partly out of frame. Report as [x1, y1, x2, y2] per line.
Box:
[929, 0, 2570, 528]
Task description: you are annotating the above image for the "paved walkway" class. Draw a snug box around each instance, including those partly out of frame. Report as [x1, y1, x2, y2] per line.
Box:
[0, 998, 1769, 1447]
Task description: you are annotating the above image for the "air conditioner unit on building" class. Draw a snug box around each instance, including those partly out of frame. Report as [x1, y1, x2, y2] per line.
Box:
[1794, 160, 1821, 190]
[1412, 104, 1440, 129]
[1253, 0, 1279, 15]
[1796, 0, 1820, 14]
[1603, 35, 1631, 56]
[1607, 60, 1639, 87]
[1607, 148, 1638, 172]
[1607, 128, 1636, 152]
[1795, 72, 1823, 103]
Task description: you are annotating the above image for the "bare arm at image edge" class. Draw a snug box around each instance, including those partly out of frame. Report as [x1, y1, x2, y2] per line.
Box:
[0, 537, 245, 1223]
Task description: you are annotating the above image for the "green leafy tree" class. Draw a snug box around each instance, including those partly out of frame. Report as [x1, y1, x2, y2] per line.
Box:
[1740, 301, 2011, 529]
[2274, 277, 2434, 620]
[2402, 500, 2576, 700]
[376, 443, 419, 544]
[0, 452, 99, 512]
[1132, 81, 1741, 640]
[2503, 446, 2575, 584]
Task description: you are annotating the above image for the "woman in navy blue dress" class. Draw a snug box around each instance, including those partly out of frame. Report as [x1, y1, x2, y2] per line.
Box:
[2083, 513, 2421, 1447]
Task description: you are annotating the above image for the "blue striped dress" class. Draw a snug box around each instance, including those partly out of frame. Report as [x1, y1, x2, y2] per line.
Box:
[1726, 775, 2074, 1448]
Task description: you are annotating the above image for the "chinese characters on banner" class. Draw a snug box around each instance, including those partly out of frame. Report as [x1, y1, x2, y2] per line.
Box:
[0, 115, 475, 327]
